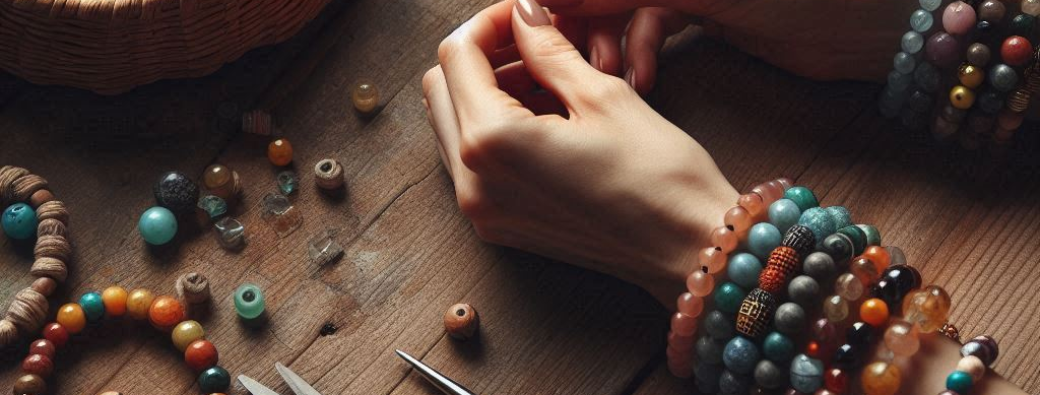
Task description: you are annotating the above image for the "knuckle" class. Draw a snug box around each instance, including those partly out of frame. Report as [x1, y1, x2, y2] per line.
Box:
[437, 34, 463, 64]
[456, 188, 489, 220]
[531, 32, 582, 63]
[421, 67, 441, 97]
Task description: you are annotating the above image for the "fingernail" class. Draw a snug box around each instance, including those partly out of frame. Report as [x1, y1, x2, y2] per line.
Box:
[516, 0, 551, 26]
[625, 67, 637, 91]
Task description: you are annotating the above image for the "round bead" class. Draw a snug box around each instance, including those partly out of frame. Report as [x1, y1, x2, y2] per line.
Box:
[696, 336, 727, 364]
[781, 225, 816, 256]
[851, 257, 880, 284]
[861, 299, 890, 326]
[198, 366, 232, 393]
[748, 223, 782, 260]
[698, 247, 727, 274]
[901, 31, 925, 54]
[671, 312, 698, 337]
[942, 1, 976, 35]
[203, 164, 232, 190]
[1025, 0, 1040, 15]
[911, 9, 934, 32]
[78, 292, 105, 323]
[797, 208, 836, 248]
[967, 43, 992, 67]
[138, 206, 178, 245]
[56, 303, 86, 334]
[153, 171, 200, 213]
[41, 323, 68, 348]
[2, 203, 38, 240]
[695, 362, 724, 392]
[728, 253, 763, 289]
[960, 338, 999, 366]
[884, 320, 921, 357]
[819, 234, 854, 264]
[823, 295, 849, 323]
[947, 371, 973, 393]
[763, 332, 795, 362]
[444, 303, 480, 340]
[172, 320, 206, 352]
[969, 335, 999, 364]
[920, 0, 940, 10]
[998, 109, 1025, 130]
[824, 206, 852, 230]
[835, 273, 864, 301]
[847, 322, 875, 347]
[1001, 36, 1032, 66]
[902, 285, 951, 332]
[949, 86, 976, 110]
[148, 296, 185, 330]
[712, 226, 739, 254]
[101, 286, 128, 317]
[862, 362, 901, 395]
[234, 283, 266, 320]
[725, 206, 754, 234]
[857, 224, 881, 246]
[958, 64, 984, 89]
[1011, 14, 1035, 35]
[739, 193, 768, 222]
[774, 303, 805, 335]
[705, 310, 735, 339]
[790, 354, 824, 393]
[21, 354, 53, 378]
[268, 138, 294, 166]
[13, 374, 46, 395]
[185, 339, 220, 372]
[783, 187, 818, 212]
[723, 336, 760, 374]
[989, 64, 1019, 92]
[957, 355, 987, 382]
[836, 226, 867, 256]
[715, 282, 746, 314]
[871, 265, 922, 309]
[787, 275, 820, 307]
[977, 0, 1005, 22]
[353, 82, 380, 114]
[755, 359, 786, 389]
[915, 62, 941, 92]
[768, 199, 801, 234]
[825, 368, 847, 393]
[926, 32, 960, 68]
[736, 288, 777, 338]
[29, 339, 55, 359]
[677, 292, 704, 318]
[803, 252, 836, 281]
[720, 370, 751, 394]
[687, 271, 715, 297]
[126, 289, 155, 320]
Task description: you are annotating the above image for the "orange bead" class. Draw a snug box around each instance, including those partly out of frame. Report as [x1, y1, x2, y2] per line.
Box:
[185, 339, 219, 372]
[738, 193, 768, 222]
[861, 246, 891, 273]
[724, 206, 753, 235]
[267, 138, 293, 166]
[101, 286, 128, 317]
[56, 304, 86, 334]
[806, 341, 821, 358]
[148, 296, 185, 331]
[860, 298, 890, 326]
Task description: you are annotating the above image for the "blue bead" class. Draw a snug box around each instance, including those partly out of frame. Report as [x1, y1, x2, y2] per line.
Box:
[790, 354, 824, 393]
[825, 206, 852, 229]
[893, 52, 916, 74]
[79, 292, 105, 323]
[2, 203, 38, 240]
[783, 187, 819, 211]
[947, 371, 973, 393]
[762, 332, 795, 362]
[919, 0, 940, 11]
[715, 282, 746, 314]
[902, 31, 924, 53]
[798, 208, 837, 247]
[722, 336, 760, 375]
[989, 64, 1018, 92]
[138, 206, 178, 245]
[234, 283, 266, 319]
[768, 199, 801, 234]
[910, 9, 934, 32]
[748, 223, 782, 260]
[727, 253, 763, 289]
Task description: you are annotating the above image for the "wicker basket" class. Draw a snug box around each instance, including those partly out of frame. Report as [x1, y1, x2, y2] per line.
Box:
[0, 0, 331, 94]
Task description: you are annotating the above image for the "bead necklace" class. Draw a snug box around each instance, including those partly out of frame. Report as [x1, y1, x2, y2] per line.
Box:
[0, 166, 72, 349]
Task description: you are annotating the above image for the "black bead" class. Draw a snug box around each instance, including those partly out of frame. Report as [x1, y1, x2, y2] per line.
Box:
[976, 20, 993, 36]
[820, 234, 853, 266]
[781, 225, 815, 256]
[154, 171, 200, 213]
[871, 265, 922, 310]
[834, 344, 861, 369]
[846, 322, 875, 347]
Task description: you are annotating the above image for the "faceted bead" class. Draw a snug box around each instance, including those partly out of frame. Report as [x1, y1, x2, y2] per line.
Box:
[926, 32, 960, 68]
[198, 366, 232, 393]
[214, 217, 246, 250]
[798, 208, 836, 248]
[835, 273, 864, 301]
[823, 295, 849, 323]
[977, 0, 1005, 22]
[989, 64, 1019, 92]
[705, 310, 735, 339]
[712, 226, 739, 254]
[949, 86, 976, 110]
[739, 193, 769, 222]
[725, 206, 754, 235]
[902, 31, 924, 54]
[309, 229, 344, 266]
[671, 313, 699, 336]
[126, 289, 155, 320]
[959, 64, 985, 89]
[268, 138, 294, 166]
[946, 371, 973, 393]
[902, 285, 951, 332]
[699, 247, 728, 274]
[234, 283, 266, 319]
[723, 336, 760, 374]
[847, 322, 875, 347]
[29, 339, 55, 359]
[872, 265, 922, 309]
[715, 282, 746, 314]
[1001, 36, 1032, 66]
[148, 296, 185, 331]
[185, 340, 219, 372]
[101, 286, 128, 318]
[138, 206, 178, 245]
[56, 303, 86, 334]
[957, 356, 986, 382]
[803, 252, 836, 281]
[677, 293, 705, 318]
[1025, 0, 1040, 15]
[769, 199, 801, 234]
[728, 253, 763, 289]
[2, 203, 37, 240]
[749, 223, 782, 260]
[851, 257, 880, 285]
[262, 193, 302, 237]
[13, 374, 46, 395]
[276, 170, 299, 195]
[153, 171, 200, 214]
[755, 359, 785, 389]
[861, 298, 890, 326]
[911, 10, 935, 32]
[763, 332, 795, 362]
[41, 323, 68, 348]
[172, 320, 206, 352]
[197, 195, 228, 220]
[836, 226, 867, 256]
[824, 368, 847, 393]
[862, 362, 901, 395]
[967, 43, 992, 67]
[21, 354, 53, 378]
[1011, 14, 1035, 36]
[790, 354, 824, 393]
[788, 275, 820, 307]
[353, 81, 380, 114]
[774, 302, 806, 335]
[942, 1, 976, 35]
[687, 271, 715, 297]
[784, 187, 818, 212]
[885, 320, 920, 357]
[696, 336, 727, 364]
[78, 292, 105, 323]
[720, 370, 751, 394]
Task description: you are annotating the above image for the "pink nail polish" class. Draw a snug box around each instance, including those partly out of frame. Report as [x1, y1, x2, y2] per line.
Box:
[516, 0, 551, 26]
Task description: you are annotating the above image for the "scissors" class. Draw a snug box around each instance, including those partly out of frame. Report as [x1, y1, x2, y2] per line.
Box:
[237, 362, 323, 395]
[395, 349, 477, 395]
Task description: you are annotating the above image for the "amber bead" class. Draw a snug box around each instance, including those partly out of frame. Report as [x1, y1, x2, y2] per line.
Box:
[172, 320, 206, 352]
[958, 64, 985, 88]
[185, 339, 220, 372]
[13, 374, 46, 395]
[711, 226, 739, 254]
[202, 164, 240, 200]
[950, 86, 976, 110]
[861, 362, 901, 395]
[41, 323, 68, 349]
[352, 81, 380, 114]
[21, 354, 53, 378]
[902, 285, 951, 332]
[824, 368, 847, 393]
[860, 246, 890, 273]
[444, 303, 479, 340]
[739, 193, 768, 222]
[860, 298, 890, 326]
[885, 319, 920, 357]
[267, 139, 294, 166]
[126, 289, 155, 320]
[101, 286, 128, 318]
[56, 303, 86, 334]
[850, 257, 879, 285]
[148, 296, 185, 331]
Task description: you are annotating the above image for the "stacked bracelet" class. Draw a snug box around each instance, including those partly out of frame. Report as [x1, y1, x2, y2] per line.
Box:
[944, 335, 1001, 394]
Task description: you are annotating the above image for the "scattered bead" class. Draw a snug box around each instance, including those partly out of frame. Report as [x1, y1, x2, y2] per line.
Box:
[138, 206, 178, 245]
[261, 193, 302, 237]
[198, 366, 232, 393]
[154, 171, 200, 213]
[56, 303, 86, 334]
[234, 283, 266, 320]
[787, 275, 820, 307]
[126, 289, 156, 321]
[202, 164, 241, 200]
[444, 303, 479, 340]
[185, 340, 219, 372]
[267, 139, 294, 166]
[2, 203, 37, 240]
[277, 170, 299, 195]
[214, 217, 246, 250]
[957, 355, 987, 382]
[197, 195, 228, 220]
[352, 81, 380, 114]
[148, 296, 185, 330]
[101, 286, 128, 318]
[314, 159, 345, 190]
[774, 302, 805, 335]
[242, 110, 273, 135]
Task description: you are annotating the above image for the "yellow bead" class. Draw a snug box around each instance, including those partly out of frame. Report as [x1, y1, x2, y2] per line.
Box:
[950, 86, 976, 110]
[862, 361, 901, 395]
[56, 303, 86, 334]
[958, 64, 985, 88]
[902, 285, 952, 332]
[126, 289, 155, 320]
[171, 320, 205, 352]
[101, 286, 128, 317]
[352, 81, 380, 114]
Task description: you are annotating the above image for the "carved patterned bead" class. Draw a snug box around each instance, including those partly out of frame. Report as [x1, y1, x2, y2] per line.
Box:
[737, 288, 778, 338]
[759, 246, 799, 294]
[1006, 89, 1031, 112]
[781, 225, 816, 256]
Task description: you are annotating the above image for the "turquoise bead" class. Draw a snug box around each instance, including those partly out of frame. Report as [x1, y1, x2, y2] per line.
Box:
[825, 206, 852, 229]
[198, 366, 231, 393]
[784, 187, 819, 212]
[714, 282, 746, 314]
[768, 199, 801, 234]
[946, 371, 973, 393]
[234, 283, 265, 319]
[790, 353, 824, 393]
[762, 332, 795, 362]
[138, 206, 177, 245]
[748, 223, 782, 260]
[857, 224, 882, 246]
[911, 9, 934, 32]
[79, 292, 105, 323]
[722, 336, 760, 375]
[2, 203, 38, 240]
[798, 207, 837, 246]
[836, 226, 867, 255]
[727, 253, 763, 289]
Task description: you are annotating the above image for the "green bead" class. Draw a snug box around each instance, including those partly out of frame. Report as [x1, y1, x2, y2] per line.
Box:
[836, 226, 867, 255]
[714, 282, 746, 314]
[784, 187, 819, 212]
[234, 283, 265, 319]
[946, 371, 973, 393]
[138, 206, 177, 245]
[856, 224, 881, 246]
[762, 332, 795, 362]
[1012, 14, 1035, 35]
[798, 207, 837, 246]
[825, 206, 852, 229]
[198, 366, 231, 393]
[2, 203, 38, 240]
[79, 292, 105, 323]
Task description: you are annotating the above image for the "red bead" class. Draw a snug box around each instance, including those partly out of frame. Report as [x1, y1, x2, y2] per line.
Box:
[41, 323, 69, 349]
[1001, 36, 1033, 66]
[825, 368, 847, 393]
[28, 339, 55, 360]
[21, 354, 54, 378]
[806, 341, 821, 358]
[184, 340, 219, 372]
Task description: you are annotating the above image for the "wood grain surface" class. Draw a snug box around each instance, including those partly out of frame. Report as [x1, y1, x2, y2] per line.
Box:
[1, 0, 1038, 394]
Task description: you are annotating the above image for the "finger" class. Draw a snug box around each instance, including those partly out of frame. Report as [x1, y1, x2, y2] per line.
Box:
[624, 7, 691, 96]
[489, 44, 520, 68]
[587, 14, 629, 75]
[422, 66, 466, 178]
[495, 61, 539, 96]
[537, 0, 682, 16]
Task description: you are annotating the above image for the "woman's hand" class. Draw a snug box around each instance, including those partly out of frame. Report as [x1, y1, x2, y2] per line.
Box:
[422, 0, 737, 304]
[542, 0, 916, 95]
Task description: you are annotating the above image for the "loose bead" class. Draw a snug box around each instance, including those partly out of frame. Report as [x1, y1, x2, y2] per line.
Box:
[234, 283, 266, 320]
[126, 289, 155, 320]
[2, 203, 38, 240]
[949, 86, 976, 109]
[101, 286, 128, 317]
[172, 320, 206, 352]
[724, 206, 754, 235]
[784, 187, 818, 212]
[13, 374, 46, 395]
[677, 292, 704, 318]
[862, 362, 901, 395]
[755, 359, 785, 389]
[957, 355, 987, 382]
[41, 323, 68, 349]
[823, 295, 849, 323]
[714, 282, 746, 314]
[835, 273, 864, 301]
[902, 285, 951, 332]
[698, 247, 727, 274]
[202, 164, 241, 200]
[352, 81, 380, 114]
[723, 336, 760, 374]
[958, 64, 984, 89]
[268, 139, 294, 166]
[21, 354, 53, 378]
[153, 171, 200, 214]
[739, 193, 768, 222]
[861, 298, 890, 326]
[748, 223, 782, 260]
[314, 159, 346, 191]
[926, 32, 960, 68]
[671, 312, 698, 336]
[884, 320, 920, 357]
[942, 1, 976, 35]
[198, 366, 232, 393]
[687, 271, 715, 297]
[774, 302, 806, 336]
[946, 371, 973, 393]
[711, 226, 739, 254]
[797, 208, 836, 247]
[79, 292, 105, 323]
[148, 296, 185, 330]
[56, 303, 86, 334]
[29, 339, 55, 359]
[138, 206, 178, 245]
[736, 288, 777, 338]
[977, 0, 1005, 22]
[185, 339, 220, 372]
[790, 354, 824, 393]
[768, 199, 801, 234]
[967, 43, 992, 67]
[1001, 36, 1032, 66]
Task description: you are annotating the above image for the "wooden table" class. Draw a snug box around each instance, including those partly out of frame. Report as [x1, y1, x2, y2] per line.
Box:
[2, 1, 1038, 394]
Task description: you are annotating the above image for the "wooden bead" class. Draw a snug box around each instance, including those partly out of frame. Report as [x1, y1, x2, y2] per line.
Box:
[314, 159, 345, 190]
[29, 189, 54, 208]
[21, 354, 53, 378]
[30, 257, 67, 283]
[12, 174, 48, 201]
[13, 374, 46, 395]
[0, 319, 17, 348]
[736, 288, 777, 338]
[148, 296, 185, 330]
[30, 277, 57, 297]
[36, 218, 67, 238]
[6, 288, 48, 333]
[176, 272, 211, 305]
[29, 339, 55, 359]
[33, 235, 71, 262]
[41, 323, 68, 348]
[444, 303, 479, 340]
[35, 200, 69, 225]
[0, 166, 30, 202]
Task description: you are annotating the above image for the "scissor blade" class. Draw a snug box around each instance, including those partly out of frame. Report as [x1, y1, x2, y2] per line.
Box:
[238, 375, 282, 395]
[276, 362, 323, 395]
[395, 349, 477, 395]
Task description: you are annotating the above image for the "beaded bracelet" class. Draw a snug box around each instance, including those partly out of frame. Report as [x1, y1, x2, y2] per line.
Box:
[943, 335, 1000, 394]
[10, 285, 231, 395]
[0, 166, 72, 349]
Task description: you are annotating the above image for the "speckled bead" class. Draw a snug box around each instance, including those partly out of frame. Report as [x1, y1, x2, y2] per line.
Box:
[705, 310, 735, 339]
[720, 370, 751, 394]
[763, 332, 795, 362]
[728, 253, 763, 290]
[768, 199, 801, 234]
[153, 171, 200, 213]
[723, 336, 760, 374]
[755, 359, 786, 389]
[138, 206, 178, 245]
[748, 223, 782, 260]
[790, 354, 824, 393]
[787, 275, 820, 307]
[825, 206, 852, 230]
[715, 282, 747, 314]
[803, 252, 837, 281]
[798, 208, 836, 247]
[736, 288, 777, 338]
[911, 9, 935, 32]
[989, 64, 1019, 92]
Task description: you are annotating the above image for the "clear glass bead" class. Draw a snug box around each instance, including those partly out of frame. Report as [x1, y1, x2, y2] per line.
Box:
[277, 170, 298, 195]
[308, 229, 344, 266]
[262, 193, 302, 237]
[214, 217, 245, 250]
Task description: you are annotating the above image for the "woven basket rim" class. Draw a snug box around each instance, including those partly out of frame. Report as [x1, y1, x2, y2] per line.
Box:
[2, 0, 216, 22]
